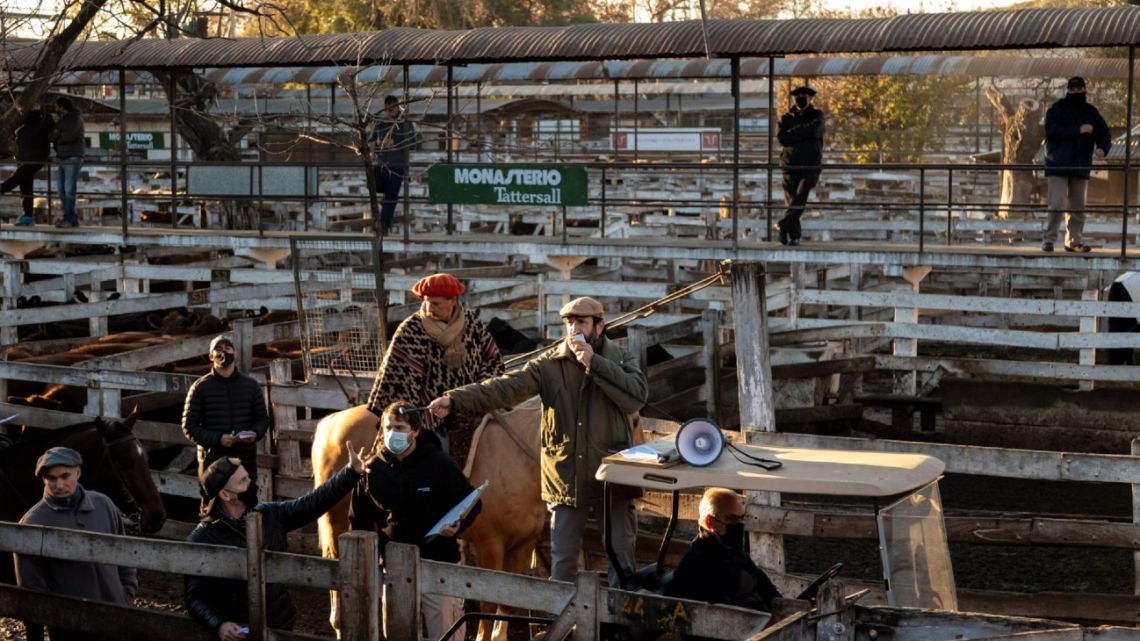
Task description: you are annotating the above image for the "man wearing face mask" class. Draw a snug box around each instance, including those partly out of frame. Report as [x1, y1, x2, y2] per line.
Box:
[1042, 76, 1111, 253]
[182, 333, 271, 514]
[428, 296, 647, 587]
[775, 85, 825, 246]
[666, 487, 781, 615]
[349, 400, 481, 641]
[366, 272, 503, 458]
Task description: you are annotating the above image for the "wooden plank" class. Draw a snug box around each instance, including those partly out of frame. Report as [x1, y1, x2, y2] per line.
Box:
[599, 586, 769, 639]
[747, 432, 1140, 484]
[420, 559, 574, 611]
[0, 584, 215, 641]
[338, 532, 380, 641]
[383, 542, 420, 641]
[0, 522, 245, 578]
[874, 354, 1140, 384]
[799, 288, 1140, 319]
[0, 402, 185, 446]
[247, 512, 268, 641]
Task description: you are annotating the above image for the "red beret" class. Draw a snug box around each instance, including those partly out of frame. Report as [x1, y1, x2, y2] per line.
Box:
[412, 273, 465, 299]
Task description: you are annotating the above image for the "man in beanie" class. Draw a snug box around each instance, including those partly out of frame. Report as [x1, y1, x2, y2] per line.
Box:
[1042, 76, 1111, 253]
[775, 85, 825, 246]
[16, 447, 138, 641]
[181, 333, 270, 512]
[185, 442, 372, 641]
[428, 296, 647, 586]
[365, 272, 503, 458]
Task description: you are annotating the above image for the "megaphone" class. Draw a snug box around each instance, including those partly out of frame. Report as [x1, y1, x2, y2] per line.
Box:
[675, 418, 725, 467]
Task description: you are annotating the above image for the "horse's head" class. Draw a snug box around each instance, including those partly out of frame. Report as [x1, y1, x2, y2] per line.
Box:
[93, 407, 166, 534]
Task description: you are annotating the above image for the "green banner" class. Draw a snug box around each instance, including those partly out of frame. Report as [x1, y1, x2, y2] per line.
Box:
[98, 131, 166, 151]
[428, 164, 588, 206]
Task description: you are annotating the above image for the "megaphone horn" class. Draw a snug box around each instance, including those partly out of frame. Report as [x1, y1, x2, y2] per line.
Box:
[675, 418, 725, 467]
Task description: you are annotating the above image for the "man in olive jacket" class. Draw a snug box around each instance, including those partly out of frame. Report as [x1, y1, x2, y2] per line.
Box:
[429, 296, 647, 586]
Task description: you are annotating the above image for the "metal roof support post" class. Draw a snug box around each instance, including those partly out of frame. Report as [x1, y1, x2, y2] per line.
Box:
[476, 80, 483, 162]
[1123, 45, 1134, 259]
[403, 64, 411, 245]
[732, 57, 741, 251]
[731, 261, 783, 576]
[447, 64, 454, 236]
[633, 79, 640, 164]
[118, 70, 129, 238]
[614, 79, 620, 163]
[766, 57, 775, 243]
[168, 74, 178, 229]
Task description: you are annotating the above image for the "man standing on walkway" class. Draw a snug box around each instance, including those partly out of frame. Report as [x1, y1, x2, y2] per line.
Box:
[16, 447, 138, 641]
[2, 107, 55, 227]
[1042, 76, 1111, 253]
[371, 95, 417, 235]
[428, 296, 647, 586]
[775, 85, 825, 246]
[50, 96, 85, 228]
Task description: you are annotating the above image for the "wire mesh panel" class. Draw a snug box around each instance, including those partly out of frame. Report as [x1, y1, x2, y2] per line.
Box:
[290, 235, 385, 378]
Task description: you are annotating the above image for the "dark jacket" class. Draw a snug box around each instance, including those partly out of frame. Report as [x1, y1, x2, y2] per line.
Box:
[1044, 94, 1111, 179]
[666, 531, 782, 612]
[371, 113, 417, 168]
[15, 110, 55, 163]
[181, 368, 270, 456]
[349, 430, 481, 564]
[777, 105, 825, 171]
[446, 335, 647, 507]
[51, 108, 85, 159]
[184, 466, 360, 633]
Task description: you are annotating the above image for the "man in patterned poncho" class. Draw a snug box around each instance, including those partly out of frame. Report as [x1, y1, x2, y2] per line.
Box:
[366, 273, 504, 458]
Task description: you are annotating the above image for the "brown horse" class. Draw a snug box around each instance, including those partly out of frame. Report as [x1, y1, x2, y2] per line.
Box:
[312, 398, 546, 641]
[0, 407, 167, 535]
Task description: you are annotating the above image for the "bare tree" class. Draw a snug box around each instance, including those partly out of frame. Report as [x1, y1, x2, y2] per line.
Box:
[986, 86, 1045, 218]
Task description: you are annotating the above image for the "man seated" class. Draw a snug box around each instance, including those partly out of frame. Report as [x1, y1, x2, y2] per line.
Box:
[666, 487, 781, 612]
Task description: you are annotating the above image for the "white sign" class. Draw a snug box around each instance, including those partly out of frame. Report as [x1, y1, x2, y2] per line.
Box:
[611, 128, 721, 152]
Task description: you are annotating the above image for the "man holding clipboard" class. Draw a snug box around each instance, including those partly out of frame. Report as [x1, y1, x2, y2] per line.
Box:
[349, 400, 482, 641]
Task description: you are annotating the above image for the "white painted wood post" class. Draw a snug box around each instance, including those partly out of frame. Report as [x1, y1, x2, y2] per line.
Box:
[702, 309, 721, 422]
[893, 265, 932, 396]
[1079, 289, 1097, 391]
[338, 531, 381, 641]
[233, 318, 254, 373]
[627, 326, 648, 373]
[245, 511, 267, 641]
[730, 261, 783, 574]
[572, 571, 601, 641]
[383, 542, 420, 641]
[87, 291, 108, 337]
[1, 261, 21, 346]
[269, 359, 301, 478]
[789, 263, 803, 328]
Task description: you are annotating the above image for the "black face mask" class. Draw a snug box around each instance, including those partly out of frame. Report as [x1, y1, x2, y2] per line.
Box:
[794, 95, 810, 109]
[1070, 93, 1087, 104]
[722, 523, 745, 551]
[213, 351, 235, 368]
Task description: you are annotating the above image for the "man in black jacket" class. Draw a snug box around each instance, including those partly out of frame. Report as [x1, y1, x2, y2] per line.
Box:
[666, 488, 781, 615]
[1042, 76, 1112, 253]
[1, 108, 55, 226]
[349, 400, 482, 641]
[185, 445, 371, 641]
[775, 85, 825, 246]
[182, 334, 271, 513]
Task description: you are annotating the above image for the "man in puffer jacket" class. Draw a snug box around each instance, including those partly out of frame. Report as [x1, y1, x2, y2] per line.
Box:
[182, 334, 270, 513]
[185, 444, 371, 641]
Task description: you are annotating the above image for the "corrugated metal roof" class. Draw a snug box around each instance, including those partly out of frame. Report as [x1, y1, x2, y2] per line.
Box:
[11, 8, 1140, 71]
[52, 54, 1140, 87]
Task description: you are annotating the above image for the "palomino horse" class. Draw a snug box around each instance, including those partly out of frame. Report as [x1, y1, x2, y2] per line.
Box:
[312, 398, 545, 641]
[0, 407, 167, 534]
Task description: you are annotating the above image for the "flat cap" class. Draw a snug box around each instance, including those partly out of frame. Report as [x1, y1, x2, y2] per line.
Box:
[209, 334, 234, 352]
[200, 456, 243, 500]
[560, 297, 605, 319]
[1067, 76, 1086, 90]
[412, 273, 466, 299]
[35, 447, 82, 477]
[790, 85, 817, 97]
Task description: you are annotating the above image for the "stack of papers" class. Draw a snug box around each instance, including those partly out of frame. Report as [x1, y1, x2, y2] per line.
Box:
[612, 438, 680, 465]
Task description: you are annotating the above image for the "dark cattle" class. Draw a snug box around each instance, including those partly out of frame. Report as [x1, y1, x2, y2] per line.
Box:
[252, 306, 298, 325]
[486, 317, 547, 355]
[1107, 274, 1140, 366]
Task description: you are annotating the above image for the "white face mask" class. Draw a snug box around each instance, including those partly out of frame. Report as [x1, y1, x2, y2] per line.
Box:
[384, 430, 411, 455]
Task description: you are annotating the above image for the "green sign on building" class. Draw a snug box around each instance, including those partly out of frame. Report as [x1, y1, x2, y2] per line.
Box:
[99, 131, 167, 151]
[428, 164, 588, 206]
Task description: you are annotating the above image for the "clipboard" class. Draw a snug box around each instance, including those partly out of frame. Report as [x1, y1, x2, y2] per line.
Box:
[425, 480, 488, 541]
[602, 438, 682, 469]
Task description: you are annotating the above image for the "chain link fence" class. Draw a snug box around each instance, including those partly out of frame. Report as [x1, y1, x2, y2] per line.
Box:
[290, 235, 385, 378]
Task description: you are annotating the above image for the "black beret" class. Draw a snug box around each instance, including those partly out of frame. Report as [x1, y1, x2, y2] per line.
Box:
[790, 86, 817, 97]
